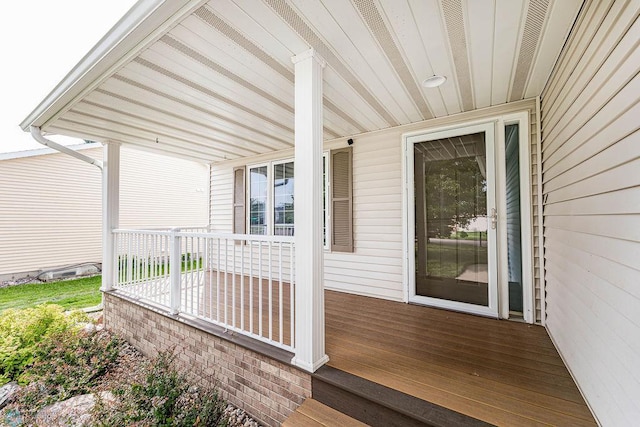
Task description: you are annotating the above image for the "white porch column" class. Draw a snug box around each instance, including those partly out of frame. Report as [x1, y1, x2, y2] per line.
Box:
[100, 143, 120, 292]
[291, 48, 329, 372]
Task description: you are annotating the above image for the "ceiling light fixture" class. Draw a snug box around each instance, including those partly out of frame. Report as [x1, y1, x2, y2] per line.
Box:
[422, 75, 447, 88]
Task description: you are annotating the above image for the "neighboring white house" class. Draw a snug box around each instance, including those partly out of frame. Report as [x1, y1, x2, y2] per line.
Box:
[19, 0, 639, 425]
[0, 143, 209, 279]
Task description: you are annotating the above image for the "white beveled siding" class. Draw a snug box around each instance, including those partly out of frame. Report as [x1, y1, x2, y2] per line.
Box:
[0, 146, 208, 276]
[119, 148, 209, 228]
[210, 100, 542, 306]
[540, 0, 640, 424]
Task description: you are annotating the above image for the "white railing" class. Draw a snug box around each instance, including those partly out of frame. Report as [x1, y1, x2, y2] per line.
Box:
[112, 228, 295, 352]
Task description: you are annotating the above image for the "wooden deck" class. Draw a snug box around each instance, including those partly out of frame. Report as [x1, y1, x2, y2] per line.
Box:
[283, 399, 368, 427]
[324, 291, 596, 426]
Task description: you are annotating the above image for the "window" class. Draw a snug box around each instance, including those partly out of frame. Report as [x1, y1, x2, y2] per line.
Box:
[248, 165, 268, 235]
[232, 167, 246, 234]
[247, 160, 294, 236]
[273, 161, 295, 236]
[236, 147, 351, 251]
[323, 153, 328, 247]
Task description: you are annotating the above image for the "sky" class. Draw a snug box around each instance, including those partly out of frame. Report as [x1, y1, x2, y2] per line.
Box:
[0, 0, 137, 154]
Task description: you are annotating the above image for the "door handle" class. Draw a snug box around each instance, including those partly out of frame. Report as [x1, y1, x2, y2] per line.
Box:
[490, 208, 497, 229]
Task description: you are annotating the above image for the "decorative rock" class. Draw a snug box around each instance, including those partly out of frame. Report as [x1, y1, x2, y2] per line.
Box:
[0, 382, 21, 410]
[35, 391, 114, 426]
[223, 403, 261, 427]
[2, 408, 22, 426]
[80, 323, 97, 336]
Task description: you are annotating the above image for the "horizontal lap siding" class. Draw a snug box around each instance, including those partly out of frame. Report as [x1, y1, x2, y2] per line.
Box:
[540, 0, 640, 424]
[0, 148, 103, 275]
[119, 148, 209, 229]
[327, 133, 404, 300]
[0, 146, 208, 276]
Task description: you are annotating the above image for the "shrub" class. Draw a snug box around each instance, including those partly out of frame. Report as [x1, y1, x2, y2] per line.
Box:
[0, 304, 89, 385]
[23, 330, 121, 400]
[93, 350, 228, 426]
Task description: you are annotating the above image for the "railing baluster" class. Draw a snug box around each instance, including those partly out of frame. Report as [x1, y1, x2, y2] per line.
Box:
[216, 238, 221, 323]
[232, 238, 236, 328]
[170, 229, 181, 314]
[290, 241, 295, 348]
[224, 238, 228, 326]
[268, 240, 273, 342]
[196, 236, 201, 317]
[249, 240, 253, 334]
[240, 241, 245, 332]
[258, 241, 263, 338]
[279, 242, 283, 345]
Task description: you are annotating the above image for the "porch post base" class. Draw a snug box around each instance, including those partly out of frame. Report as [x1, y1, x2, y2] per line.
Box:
[291, 354, 330, 373]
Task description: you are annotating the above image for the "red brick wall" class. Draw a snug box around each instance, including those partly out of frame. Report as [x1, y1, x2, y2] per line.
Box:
[103, 293, 311, 426]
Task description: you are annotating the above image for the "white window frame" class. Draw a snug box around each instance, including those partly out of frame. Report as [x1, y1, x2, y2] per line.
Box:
[272, 158, 295, 236]
[323, 152, 330, 250]
[246, 155, 330, 247]
[245, 158, 296, 237]
[246, 161, 270, 236]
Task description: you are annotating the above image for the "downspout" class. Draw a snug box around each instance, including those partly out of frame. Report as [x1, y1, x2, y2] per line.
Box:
[30, 126, 103, 170]
[29, 125, 106, 311]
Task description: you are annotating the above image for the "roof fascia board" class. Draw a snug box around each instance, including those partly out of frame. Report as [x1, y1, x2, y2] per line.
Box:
[20, 0, 208, 132]
[0, 142, 102, 161]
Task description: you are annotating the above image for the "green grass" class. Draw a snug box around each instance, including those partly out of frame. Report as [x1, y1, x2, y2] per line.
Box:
[0, 276, 102, 313]
[426, 243, 487, 278]
[451, 231, 488, 240]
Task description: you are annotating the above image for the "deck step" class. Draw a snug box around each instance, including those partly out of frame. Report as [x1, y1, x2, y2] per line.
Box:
[312, 366, 494, 427]
[283, 399, 368, 426]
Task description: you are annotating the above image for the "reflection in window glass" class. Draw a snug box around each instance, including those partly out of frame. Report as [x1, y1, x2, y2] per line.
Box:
[249, 166, 268, 235]
[273, 162, 295, 236]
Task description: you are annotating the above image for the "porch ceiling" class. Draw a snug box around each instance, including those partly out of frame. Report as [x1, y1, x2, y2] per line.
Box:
[22, 0, 583, 163]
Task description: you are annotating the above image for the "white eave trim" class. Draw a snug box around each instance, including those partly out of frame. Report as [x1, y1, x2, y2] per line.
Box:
[0, 142, 102, 161]
[20, 0, 207, 133]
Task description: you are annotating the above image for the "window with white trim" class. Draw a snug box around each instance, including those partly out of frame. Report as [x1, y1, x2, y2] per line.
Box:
[247, 160, 295, 236]
[236, 147, 351, 251]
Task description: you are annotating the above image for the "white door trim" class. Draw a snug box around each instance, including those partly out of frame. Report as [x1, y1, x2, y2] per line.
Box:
[404, 121, 499, 318]
[402, 112, 535, 322]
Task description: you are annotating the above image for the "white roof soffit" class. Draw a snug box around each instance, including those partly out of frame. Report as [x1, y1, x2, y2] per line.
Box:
[21, 0, 584, 163]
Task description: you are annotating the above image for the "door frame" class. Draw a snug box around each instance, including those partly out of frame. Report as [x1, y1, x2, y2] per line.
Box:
[401, 112, 534, 322]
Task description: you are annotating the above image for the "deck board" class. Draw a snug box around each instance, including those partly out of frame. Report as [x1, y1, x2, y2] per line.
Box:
[325, 291, 596, 426]
[283, 399, 369, 427]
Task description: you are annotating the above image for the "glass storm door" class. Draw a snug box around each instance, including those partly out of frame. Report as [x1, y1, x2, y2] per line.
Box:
[407, 123, 498, 317]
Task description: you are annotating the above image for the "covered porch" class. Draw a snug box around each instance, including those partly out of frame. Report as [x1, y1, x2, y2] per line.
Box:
[107, 226, 594, 425]
[23, 0, 632, 424]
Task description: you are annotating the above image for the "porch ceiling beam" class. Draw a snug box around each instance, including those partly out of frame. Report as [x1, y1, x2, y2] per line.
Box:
[291, 48, 329, 373]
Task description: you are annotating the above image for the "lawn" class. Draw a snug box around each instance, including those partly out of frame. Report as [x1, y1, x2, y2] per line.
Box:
[426, 242, 487, 278]
[0, 275, 102, 313]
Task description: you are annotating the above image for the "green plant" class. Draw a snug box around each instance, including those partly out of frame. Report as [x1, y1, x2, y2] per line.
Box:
[0, 304, 89, 385]
[94, 350, 228, 426]
[4, 328, 123, 424]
